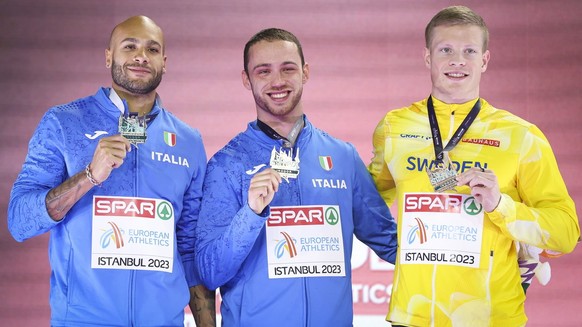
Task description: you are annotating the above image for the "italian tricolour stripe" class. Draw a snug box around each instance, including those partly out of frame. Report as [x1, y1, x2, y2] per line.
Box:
[164, 131, 176, 146]
[319, 156, 333, 171]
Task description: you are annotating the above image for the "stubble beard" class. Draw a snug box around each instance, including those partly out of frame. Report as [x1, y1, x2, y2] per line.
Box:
[111, 61, 162, 95]
[254, 87, 303, 118]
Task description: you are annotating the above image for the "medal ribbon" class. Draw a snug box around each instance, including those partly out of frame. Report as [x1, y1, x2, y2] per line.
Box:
[257, 116, 305, 149]
[427, 96, 481, 165]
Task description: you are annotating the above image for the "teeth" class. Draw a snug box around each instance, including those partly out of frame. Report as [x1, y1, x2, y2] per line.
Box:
[447, 73, 466, 78]
[271, 92, 287, 99]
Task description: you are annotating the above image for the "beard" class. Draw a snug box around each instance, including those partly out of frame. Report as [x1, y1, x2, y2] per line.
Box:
[252, 87, 303, 118]
[111, 61, 162, 95]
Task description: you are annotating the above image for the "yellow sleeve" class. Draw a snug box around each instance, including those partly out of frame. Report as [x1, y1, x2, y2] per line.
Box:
[368, 115, 397, 206]
[488, 124, 580, 253]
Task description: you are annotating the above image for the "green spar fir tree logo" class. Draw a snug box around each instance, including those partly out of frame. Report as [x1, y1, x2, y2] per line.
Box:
[463, 197, 483, 215]
[325, 207, 340, 225]
[157, 201, 173, 220]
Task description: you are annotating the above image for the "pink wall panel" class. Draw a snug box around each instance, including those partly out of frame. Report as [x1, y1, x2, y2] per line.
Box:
[1, 1, 581, 326]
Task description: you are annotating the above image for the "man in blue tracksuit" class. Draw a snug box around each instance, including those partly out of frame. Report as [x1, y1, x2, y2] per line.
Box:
[195, 28, 398, 327]
[8, 16, 215, 327]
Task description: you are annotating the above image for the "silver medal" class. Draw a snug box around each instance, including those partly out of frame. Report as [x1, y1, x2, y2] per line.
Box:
[119, 114, 147, 146]
[270, 146, 300, 183]
[426, 153, 457, 192]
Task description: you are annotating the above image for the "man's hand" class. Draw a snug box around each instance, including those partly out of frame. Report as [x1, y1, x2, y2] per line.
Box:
[248, 168, 282, 214]
[88, 134, 132, 183]
[456, 167, 501, 212]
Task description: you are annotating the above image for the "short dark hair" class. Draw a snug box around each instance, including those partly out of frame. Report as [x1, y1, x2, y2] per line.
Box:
[425, 6, 489, 51]
[243, 28, 305, 74]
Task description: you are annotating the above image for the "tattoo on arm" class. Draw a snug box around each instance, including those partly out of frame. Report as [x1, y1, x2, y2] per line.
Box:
[191, 285, 216, 327]
[46, 171, 93, 221]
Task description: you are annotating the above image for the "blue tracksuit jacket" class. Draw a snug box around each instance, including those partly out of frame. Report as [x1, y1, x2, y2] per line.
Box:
[8, 87, 206, 326]
[195, 117, 397, 327]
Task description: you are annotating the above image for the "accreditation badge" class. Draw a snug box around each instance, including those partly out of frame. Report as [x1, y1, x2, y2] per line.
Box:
[265, 205, 346, 279]
[400, 193, 484, 268]
[270, 146, 300, 182]
[119, 113, 147, 146]
[91, 196, 175, 273]
[426, 153, 457, 192]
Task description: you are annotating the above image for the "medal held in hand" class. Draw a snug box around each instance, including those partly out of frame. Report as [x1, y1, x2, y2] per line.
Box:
[427, 153, 458, 192]
[270, 146, 300, 183]
[119, 113, 147, 146]
[425, 96, 481, 192]
[258, 117, 305, 183]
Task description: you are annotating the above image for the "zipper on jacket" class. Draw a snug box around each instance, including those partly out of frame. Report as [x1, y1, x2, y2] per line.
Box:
[294, 173, 309, 327]
[430, 264, 437, 327]
[129, 148, 138, 325]
[303, 277, 309, 327]
[486, 250, 494, 303]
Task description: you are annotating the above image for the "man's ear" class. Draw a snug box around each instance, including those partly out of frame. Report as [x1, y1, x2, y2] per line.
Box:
[423, 47, 431, 69]
[481, 50, 491, 73]
[242, 70, 252, 90]
[105, 49, 112, 68]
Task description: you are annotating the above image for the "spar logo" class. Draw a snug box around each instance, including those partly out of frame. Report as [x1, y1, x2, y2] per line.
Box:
[407, 217, 429, 245]
[100, 222, 125, 249]
[274, 231, 298, 259]
[463, 196, 483, 215]
[404, 194, 463, 213]
[267, 206, 340, 226]
[94, 196, 173, 220]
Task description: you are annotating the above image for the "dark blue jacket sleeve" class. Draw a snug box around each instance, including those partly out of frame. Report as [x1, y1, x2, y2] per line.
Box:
[8, 110, 65, 242]
[177, 131, 207, 287]
[350, 145, 398, 264]
[195, 153, 269, 290]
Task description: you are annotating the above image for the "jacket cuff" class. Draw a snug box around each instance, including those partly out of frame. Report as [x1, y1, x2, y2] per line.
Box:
[486, 193, 516, 227]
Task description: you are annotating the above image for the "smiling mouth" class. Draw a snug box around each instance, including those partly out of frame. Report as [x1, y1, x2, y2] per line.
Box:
[126, 65, 151, 74]
[269, 91, 290, 100]
[445, 72, 468, 78]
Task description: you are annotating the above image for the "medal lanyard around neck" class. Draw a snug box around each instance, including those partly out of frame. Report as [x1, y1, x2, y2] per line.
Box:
[427, 96, 481, 165]
[257, 117, 305, 149]
[122, 99, 158, 125]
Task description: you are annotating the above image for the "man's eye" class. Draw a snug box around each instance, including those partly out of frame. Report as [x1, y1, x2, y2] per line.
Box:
[149, 48, 160, 53]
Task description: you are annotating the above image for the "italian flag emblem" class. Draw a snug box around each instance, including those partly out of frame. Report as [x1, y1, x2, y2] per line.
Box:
[164, 131, 176, 147]
[319, 156, 333, 171]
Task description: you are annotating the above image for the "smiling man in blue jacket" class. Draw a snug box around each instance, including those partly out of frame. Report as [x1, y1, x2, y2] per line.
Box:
[8, 16, 215, 327]
[195, 28, 398, 327]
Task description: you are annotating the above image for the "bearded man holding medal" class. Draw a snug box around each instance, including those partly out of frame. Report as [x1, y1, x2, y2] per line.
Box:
[8, 16, 215, 327]
[194, 28, 398, 327]
[368, 5, 580, 327]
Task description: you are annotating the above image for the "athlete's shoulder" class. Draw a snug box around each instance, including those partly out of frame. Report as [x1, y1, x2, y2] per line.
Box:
[379, 99, 427, 123]
[208, 132, 251, 166]
[480, 99, 535, 130]
[48, 93, 98, 116]
[158, 109, 203, 141]
[311, 126, 358, 154]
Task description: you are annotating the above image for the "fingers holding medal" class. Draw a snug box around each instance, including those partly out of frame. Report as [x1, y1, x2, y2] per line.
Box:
[248, 168, 282, 214]
[456, 167, 501, 212]
[89, 134, 132, 183]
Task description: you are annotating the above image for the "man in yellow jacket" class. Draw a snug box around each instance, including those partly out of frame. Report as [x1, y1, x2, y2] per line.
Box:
[369, 5, 579, 327]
